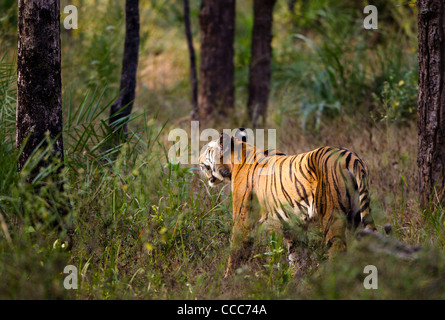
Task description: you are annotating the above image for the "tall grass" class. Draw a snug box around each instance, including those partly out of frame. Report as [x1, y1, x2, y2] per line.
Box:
[1, 0, 445, 300]
[271, 4, 417, 131]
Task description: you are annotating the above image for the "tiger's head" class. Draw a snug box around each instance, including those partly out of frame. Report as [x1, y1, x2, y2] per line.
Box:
[199, 129, 248, 187]
[199, 133, 233, 187]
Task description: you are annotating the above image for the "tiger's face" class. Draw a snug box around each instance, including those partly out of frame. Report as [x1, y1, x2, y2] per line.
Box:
[199, 136, 232, 187]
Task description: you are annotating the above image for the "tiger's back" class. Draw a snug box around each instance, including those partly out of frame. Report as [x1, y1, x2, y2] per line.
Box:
[234, 145, 374, 233]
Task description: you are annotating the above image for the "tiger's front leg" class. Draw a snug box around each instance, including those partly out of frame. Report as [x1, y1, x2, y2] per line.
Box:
[286, 239, 309, 278]
[282, 219, 310, 278]
[224, 230, 254, 278]
[224, 190, 258, 278]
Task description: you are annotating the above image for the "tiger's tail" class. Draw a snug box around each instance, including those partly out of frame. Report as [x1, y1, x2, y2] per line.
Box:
[350, 154, 375, 231]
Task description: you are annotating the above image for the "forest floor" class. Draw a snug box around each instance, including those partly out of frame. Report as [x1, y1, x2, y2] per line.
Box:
[1, 0, 445, 300]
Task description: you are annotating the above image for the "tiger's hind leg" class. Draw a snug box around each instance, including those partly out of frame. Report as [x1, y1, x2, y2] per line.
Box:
[316, 166, 350, 257]
[322, 210, 347, 257]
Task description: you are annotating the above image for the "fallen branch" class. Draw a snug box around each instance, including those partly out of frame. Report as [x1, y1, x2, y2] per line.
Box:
[355, 228, 423, 260]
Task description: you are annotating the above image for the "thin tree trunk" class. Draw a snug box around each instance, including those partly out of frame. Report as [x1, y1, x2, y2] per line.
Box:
[17, 0, 64, 176]
[183, 0, 199, 120]
[417, 0, 445, 207]
[287, 0, 297, 27]
[247, 0, 276, 128]
[109, 0, 140, 139]
[16, 0, 71, 237]
[198, 0, 235, 121]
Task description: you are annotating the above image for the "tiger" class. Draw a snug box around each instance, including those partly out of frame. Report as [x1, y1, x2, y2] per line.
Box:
[199, 129, 376, 277]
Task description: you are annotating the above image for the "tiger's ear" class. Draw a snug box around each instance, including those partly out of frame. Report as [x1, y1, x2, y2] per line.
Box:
[219, 132, 234, 156]
[234, 128, 248, 142]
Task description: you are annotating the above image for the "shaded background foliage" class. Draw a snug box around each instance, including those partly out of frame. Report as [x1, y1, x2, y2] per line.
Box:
[1, 0, 444, 300]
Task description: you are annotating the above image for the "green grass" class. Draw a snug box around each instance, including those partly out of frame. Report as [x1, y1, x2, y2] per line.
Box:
[1, 0, 444, 300]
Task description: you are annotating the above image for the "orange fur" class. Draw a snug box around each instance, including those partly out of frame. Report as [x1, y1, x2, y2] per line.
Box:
[199, 133, 375, 277]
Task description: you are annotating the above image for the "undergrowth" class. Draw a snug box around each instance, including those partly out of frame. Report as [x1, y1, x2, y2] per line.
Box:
[1, 0, 444, 300]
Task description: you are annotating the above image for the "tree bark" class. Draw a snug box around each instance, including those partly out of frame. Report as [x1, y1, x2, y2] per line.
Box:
[198, 0, 235, 121]
[247, 0, 276, 128]
[183, 0, 199, 120]
[417, 0, 445, 207]
[287, 0, 298, 27]
[109, 0, 140, 139]
[16, 0, 64, 176]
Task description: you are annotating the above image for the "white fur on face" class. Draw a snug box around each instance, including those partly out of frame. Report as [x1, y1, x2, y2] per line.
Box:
[207, 140, 219, 149]
[200, 143, 223, 187]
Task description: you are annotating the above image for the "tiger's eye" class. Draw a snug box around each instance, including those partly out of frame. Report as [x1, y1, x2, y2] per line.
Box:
[200, 164, 211, 171]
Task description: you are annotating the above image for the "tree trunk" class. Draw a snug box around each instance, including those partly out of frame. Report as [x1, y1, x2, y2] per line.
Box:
[247, 0, 276, 128]
[198, 0, 235, 121]
[109, 0, 140, 139]
[16, 0, 64, 176]
[287, 0, 298, 27]
[417, 0, 445, 207]
[183, 0, 199, 120]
